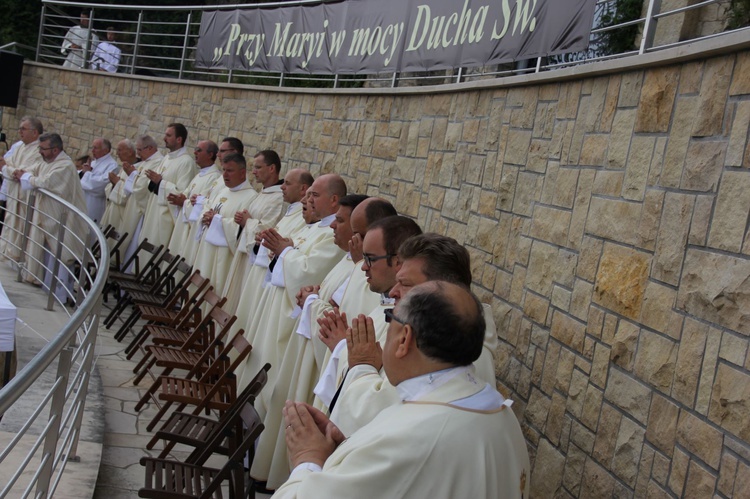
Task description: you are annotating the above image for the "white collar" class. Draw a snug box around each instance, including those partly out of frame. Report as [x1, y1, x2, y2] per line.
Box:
[198, 164, 215, 176]
[286, 201, 301, 215]
[229, 180, 250, 192]
[167, 146, 188, 159]
[261, 183, 283, 193]
[92, 153, 114, 166]
[397, 366, 474, 402]
[318, 213, 336, 228]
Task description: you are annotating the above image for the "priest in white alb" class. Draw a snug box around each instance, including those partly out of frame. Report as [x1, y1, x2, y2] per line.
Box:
[0, 116, 44, 262]
[100, 139, 138, 231]
[275, 281, 530, 499]
[138, 123, 197, 249]
[61, 12, 98, 69]
[191, 153, 257, 295]
[80, 137, 119, 225]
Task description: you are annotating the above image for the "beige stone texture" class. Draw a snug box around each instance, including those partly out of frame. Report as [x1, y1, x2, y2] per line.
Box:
[684, 461, 717, 499]
[551, 311, 586, 354]
[638, 189, 665, 252]
[672, 318, 708, 407]
[646, 394, 680, 457]
[607, 109, 636, 169]
[623, 136, 655, 201]
[610, 320, 639, 370]
[611, 416, 645, 487]
[577, 236, 602, 282]
[693, 56, 733, 137]
[735, 462, 750, 499]
[709, 363, 750, 442]
[530, 205, 571, 248]
[604, 369, 652, 425]
[661, 96, 699, 188]
[727, 101, 750, 166]
[635, 67, 679, 133]
[634, 329, 678, 394]
[593, 244, 650, 320]
[653, 192, 694, 285]
[682, 140, 728, 192]
[530, 438, 565, 498]
[590, 342, 610, 389]
[580, 458, 616, 498]
[708, 170, 750, 252]
[719, 331, 748, 366]
[669, 447, 690, 497]
[639, 281, 681, 339]
[717, 451, 738, 497]
[696, 327, 722, 416]
[730, 52, 750, 96]
[677, 249, 750, 335]
[581, 384, 603, 431]
[688, 194, 713, 246]
[677, 411, 724, 470]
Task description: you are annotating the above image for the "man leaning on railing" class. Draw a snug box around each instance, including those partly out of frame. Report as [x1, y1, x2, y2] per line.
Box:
[15, 133, 88, 304]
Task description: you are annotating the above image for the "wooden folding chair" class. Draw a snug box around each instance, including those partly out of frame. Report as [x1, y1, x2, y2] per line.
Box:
[113, 269, 210, 344]
[153, 364, 270, 460]
[139, 403, 264, 499]
[131, 290, 230, 386]
[103, 239, 164, 302]
[145, 330, 252, 435]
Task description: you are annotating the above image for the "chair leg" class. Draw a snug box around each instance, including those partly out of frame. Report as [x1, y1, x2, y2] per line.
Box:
[114, 310, 141, 342]
[125, 326, 151, 359]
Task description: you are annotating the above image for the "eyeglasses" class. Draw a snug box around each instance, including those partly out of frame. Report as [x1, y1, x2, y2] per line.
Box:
[18, 127, 30, 132]
[384, 308, 406, 325]
[194, 147, 204, 152]
[363, 253, 394, 267]
[38, 146, 56, 151]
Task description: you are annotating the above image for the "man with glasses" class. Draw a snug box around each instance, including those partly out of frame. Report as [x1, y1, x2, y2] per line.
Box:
[330, 233, 501, 435]
[80, 137, 118, 224]
[276, 281, 530, 499]
[118, 135, 163, 267]
[13, 133, 88, 302]
[165, 140, 221, 265]
[0, 117, 44, 262]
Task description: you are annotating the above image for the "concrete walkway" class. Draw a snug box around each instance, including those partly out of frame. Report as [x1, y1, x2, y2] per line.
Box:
[1, 262, 272, 498]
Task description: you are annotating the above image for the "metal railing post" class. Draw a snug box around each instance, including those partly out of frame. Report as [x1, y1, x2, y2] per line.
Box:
[131, 11, 143, 75]
[83, 8, 95, 70]
[455, 67, 463, 83]
[36, 4, 46, 62]
[46, 209, 69, 311]
[75, 239, 91, 308]
[179, 11, 192, 79]
[35, 346, 73, 498]
[228, 68, 234, 84]
[640, 0, 662, 54]
[391, 72, 399, 88]
[279, 72, 285, 87]
[17, 191, 36, 283]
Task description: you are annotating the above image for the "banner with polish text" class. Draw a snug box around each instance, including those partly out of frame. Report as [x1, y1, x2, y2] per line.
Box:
[195, 0, 597, 74]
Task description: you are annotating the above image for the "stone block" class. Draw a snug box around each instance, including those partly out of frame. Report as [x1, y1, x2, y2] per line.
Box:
[604, 368, 652, 424]
[661, 96, 699, 188]
[570, 419, 596, 454]
[735, 462, 750, 499]
[677, 249, 750, 335]
[730, 52, 750, 96]
[646, 393, 680, 457]
[717, 452, 738, 496]
[570, 279, 593, 322]
[635, 67, 679, 133]
[639, 281, 680, 338]
[523, 291, 550, 326]
[541, 340, 561, 395]
[610, 320, 639, 370]
[600, 76, 620, 132]
[580, 457, 616, 498]
[593, 243, 650, 320]
[526, 388, 551, 431]
[682, 140, 727, 192]
[727, 101, 750, 166]
[592, 170, 625, 197]
[669, 447, 689, 497]
[611, 416, 645, 487]
[623, 136, 655, 201]
[562, 444, 587, 495]
[708, 171, 750, 253]
[552, 167, 579, 209]
[587, 197, 642, 247]
[684, 461, 717, 499]
[512, 171, 543, 217]
[708, 363, 750, 442]
[593, 404, 621, 463]
[634, 329, 678, 394]
[590, 341, 610, 388]
[652, 451, 671, 486]
[551, 284, 572, 311]
[607, 109, 636, 169]
[551, 311, 586, 354]
[581, 383, 604, 430]
[719, 331, 748, 367]
[530, 205, 571, 248]
[693, 56, 733, 137]
[653, 192, 693, 286]
[568, 169, 595, 250]
[556, 348, 576, 394]
[679, 60, 703, 94]
[566, 367, 588, 419]
[577, 236, 603, 283]
[579, 134, 609, 166]
[504, 129, 532, 166]
[672, 318, 708, 407]
[546, 391, 567, 445]
[677, 410, 724, 470]
[688, 194, 713, 246]
[530, 439, 565, 498]
[696, 327, 722, 415]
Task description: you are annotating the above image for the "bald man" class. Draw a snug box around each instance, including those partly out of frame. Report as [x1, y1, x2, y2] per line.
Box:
[100, 138, 138, 230]
[275, 281, 530, 499]
[80, 137, 118, 224]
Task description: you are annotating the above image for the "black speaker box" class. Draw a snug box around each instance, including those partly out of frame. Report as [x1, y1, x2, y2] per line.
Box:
[0, 51, 24, 108]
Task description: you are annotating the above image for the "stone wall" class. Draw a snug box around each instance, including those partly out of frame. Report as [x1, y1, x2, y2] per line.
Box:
[3, 40, 750, 498]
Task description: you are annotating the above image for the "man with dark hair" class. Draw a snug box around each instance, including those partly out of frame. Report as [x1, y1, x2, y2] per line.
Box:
[139, 123, 197, 248]
[192, 152, 258, 295]
[90, 27, 121, 72]
[331, 233, 500, 434]
[252, 193, 369, 490]
[165, 139, 222, 265]
[276, 281, 530, 499]
[218, 137, 244, 160]
[81, 137, 118, 224]
[62, 12, 99, 69]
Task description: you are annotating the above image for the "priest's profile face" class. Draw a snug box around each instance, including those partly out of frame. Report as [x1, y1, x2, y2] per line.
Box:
[390, 257, 427, 304]
[222, 160, 246, 188]
[38, 141, 58, 163]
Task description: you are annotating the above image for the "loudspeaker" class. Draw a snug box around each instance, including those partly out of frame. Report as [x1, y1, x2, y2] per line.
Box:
[0, 51, 24, 108]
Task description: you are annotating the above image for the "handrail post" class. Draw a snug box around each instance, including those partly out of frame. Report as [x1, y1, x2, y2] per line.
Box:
[46, 209, 68, 311]
[36, 4, 46, 62]
[83, 8, 95, 70]
[17, 191, 36, 283]
[75, 237, 92, 308]
[279, 72, 285, 87]
[131, 11, 143, 75]
[640, 0, 662, 54]
[36, 346, 73, 498]
[179, 11, 192, 79]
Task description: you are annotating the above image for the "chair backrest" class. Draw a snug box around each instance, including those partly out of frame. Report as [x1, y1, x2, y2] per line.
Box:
[168, 289, 229, 354]
[119, 239, 164, 278]
[106, 229, 129, 269]
[164, 270, 211, 318]
[142, 251, 183, 295]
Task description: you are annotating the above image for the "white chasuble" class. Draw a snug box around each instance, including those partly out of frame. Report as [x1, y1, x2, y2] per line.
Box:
[138, 147, 197, 249]
[220, 184, 285, 313]
[0, 140, 42, 262]
[274, 373, 530, 499]
[192, 182, 257, 295]
[166, 165, 221, 264]
[100, 169, 130, 230]
[251, 253, 354, 488]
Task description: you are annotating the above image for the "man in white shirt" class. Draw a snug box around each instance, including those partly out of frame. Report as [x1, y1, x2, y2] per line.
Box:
[276, 281, 530, 499]
[62, 12, 98, 69]
[80, 137, 118, 224]
[90, 27, 121, 73]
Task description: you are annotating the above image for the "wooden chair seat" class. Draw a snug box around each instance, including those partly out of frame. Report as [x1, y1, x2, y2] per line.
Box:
[158, 376, 234, 413]
[139, 459, 225, 498]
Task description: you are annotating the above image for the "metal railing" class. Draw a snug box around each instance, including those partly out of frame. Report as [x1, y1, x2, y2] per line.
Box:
[34, 0, 748, 88]
[0, 183, 107, 498]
